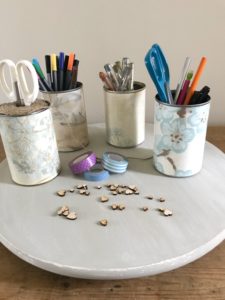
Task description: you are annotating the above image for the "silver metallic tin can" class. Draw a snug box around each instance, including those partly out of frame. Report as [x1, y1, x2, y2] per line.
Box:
[104, 81, 146, 148]
[0, 103, 61, 185]
[40, 82, 89, 152]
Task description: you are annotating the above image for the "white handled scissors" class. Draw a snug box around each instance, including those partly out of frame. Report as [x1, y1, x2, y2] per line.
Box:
[0, 59, 39, 106]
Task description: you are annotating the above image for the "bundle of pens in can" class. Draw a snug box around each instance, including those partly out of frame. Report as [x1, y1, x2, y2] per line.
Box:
[99, 57, 134, 91]
[32, 52, 79, 92]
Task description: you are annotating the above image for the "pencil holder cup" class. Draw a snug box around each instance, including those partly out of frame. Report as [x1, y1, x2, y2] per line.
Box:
[40, 82, 89, 152]
[153, 96, 210, 177]
[104, 81, 146, 148]
[0, 101, 61, 185]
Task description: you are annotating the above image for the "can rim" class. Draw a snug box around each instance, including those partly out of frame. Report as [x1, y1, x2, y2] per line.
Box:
[40, 82, 83, 95]
[155, 91, 211, 108]
[0, 101, 50, 118]
[104, 81, 146, 94]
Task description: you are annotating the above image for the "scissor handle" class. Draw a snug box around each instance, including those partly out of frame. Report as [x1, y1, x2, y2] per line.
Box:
[16, 60, 39, 106]
[0, 59, 17, 101]
[152, 44, 170, 83]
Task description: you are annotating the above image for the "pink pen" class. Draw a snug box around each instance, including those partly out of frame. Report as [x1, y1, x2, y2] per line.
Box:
[177, 71, 193, 105]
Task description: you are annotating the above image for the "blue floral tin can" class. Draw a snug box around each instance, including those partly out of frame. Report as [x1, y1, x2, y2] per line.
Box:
[153, 98, 210, 177]
[0, 101, 61, 185]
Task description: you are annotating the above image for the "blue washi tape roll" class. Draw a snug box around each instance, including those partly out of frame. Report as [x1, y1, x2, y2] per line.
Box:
[83, 163, 110, 181]
[102, 152, 128, 173]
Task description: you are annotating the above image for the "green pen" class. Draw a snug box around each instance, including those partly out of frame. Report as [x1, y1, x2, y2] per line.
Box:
[32, 59, 52, 91]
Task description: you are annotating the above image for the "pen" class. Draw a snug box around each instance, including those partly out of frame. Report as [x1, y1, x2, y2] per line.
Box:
[45, 55, 52, 89]
[104, 64, 120, 90]
[174, 57, 191, 103]
[122, 57, 129, 72]
[127, 62, 134, 90]
[64, 53, 75, 90]
[99, 72, 114, 90]
[120, 65, 132, 91]
[63, 55, 69, 90]
[183, 57, 207, 105]
[113, 61, 122, 84]
[51, 54, 58, 91]
[59, 52, 64, 91]
[37, 74, 47, 91]
[70, 59, 79, 89]
[176, 71, 193, 105]
[164, 82, 173, 104]
[32, 58, 52, 91]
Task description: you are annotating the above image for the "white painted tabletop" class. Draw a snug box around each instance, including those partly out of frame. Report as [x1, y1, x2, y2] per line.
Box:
[1, 124, 225, 280]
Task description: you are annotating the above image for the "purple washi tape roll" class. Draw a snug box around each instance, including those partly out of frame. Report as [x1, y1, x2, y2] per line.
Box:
[69, 151, 97, 174]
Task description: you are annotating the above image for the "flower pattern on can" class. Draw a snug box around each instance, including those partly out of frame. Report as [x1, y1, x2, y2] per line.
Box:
[158, 119, 195, 153]
[0, 109, 61, 185]
[154, 101, 210, 177]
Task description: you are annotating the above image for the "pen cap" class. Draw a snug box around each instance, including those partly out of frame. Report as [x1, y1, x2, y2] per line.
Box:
[153, 92, 210, 177]
[51, 54, 57, 71]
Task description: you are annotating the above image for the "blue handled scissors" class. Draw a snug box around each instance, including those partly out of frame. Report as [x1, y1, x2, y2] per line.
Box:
[145, 44, 172, 104]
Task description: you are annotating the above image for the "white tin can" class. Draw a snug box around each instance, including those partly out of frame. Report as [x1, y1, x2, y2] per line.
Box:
[40, 82, 89, 152]
[0, 103, 61, 185]
[104, 81, 146, 148]
[153, 98, 210, 177]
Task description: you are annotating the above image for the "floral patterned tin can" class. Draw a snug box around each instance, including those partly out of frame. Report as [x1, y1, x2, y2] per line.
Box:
[153, 97, 210, 177]
[40, 82, 89, 152]
[104, 81, 146, 148]
[0, 102, 61, 185]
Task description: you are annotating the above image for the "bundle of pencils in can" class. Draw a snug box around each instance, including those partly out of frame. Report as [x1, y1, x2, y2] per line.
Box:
[99, 57, 134, 91]
[32, 52, 79, 92]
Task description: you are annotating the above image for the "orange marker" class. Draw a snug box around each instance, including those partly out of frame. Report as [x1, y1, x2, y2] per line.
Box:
[67, 53, 75, 71]
[64, 53, 75, 90]
[183, 57, 207, 105]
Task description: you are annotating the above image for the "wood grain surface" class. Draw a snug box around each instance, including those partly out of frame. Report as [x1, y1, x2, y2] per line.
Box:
[0, 126, 225, 300]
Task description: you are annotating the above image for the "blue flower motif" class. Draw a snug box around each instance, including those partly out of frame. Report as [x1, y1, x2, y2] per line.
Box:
[155, 103, 177, 122]
[157, 119, 195, 153]
[187, 106, 209, 134]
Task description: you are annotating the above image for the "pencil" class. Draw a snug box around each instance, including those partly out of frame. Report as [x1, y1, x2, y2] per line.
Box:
[183, 57, 207, 105]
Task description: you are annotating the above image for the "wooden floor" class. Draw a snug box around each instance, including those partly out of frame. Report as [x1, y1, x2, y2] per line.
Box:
[0, 126, 225, 300]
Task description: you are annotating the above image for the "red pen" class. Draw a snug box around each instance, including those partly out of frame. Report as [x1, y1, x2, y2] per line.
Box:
[99, 72, 114, 90]
[177, 71, 193, 105]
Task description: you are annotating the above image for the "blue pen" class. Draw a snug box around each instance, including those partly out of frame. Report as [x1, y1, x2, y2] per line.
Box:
[59, 52, 64, 91]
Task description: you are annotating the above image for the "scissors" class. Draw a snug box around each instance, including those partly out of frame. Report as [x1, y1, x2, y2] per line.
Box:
[145, 44, 171, 104]
[0, 59, 39, 106]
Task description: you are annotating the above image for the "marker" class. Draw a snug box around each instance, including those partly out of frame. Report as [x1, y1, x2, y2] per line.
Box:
[70, 59, 79, 89]
[32, 58, 52, 91]
[176, 71, 193, 105]
[64, 53, 75, 90]
[183, 57, 207, 105]
[174, 57, 191, 103]
[51, 54, 58, 91]
[63, 55, 69, 90]
[59, 52, 64, 91]
[189, 86, 210, 105]
[45, 55, 52, 89]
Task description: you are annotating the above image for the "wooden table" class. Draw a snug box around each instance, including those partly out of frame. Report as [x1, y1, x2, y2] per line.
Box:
[0, 127, 225, 300]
